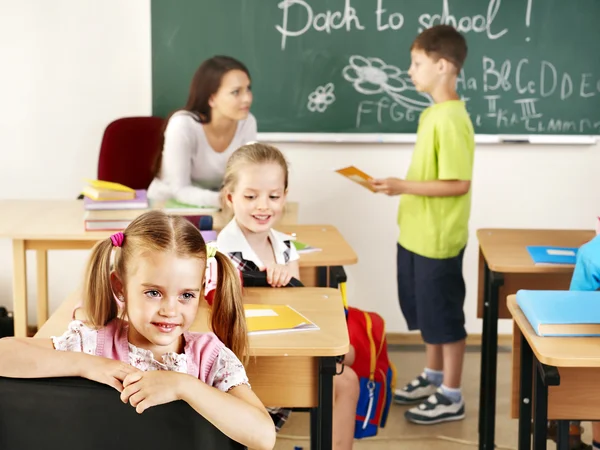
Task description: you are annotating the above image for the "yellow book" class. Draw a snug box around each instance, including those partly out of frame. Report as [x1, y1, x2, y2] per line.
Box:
[84, 179, 135, 193]
[335, 165, 376, 192]
[244, 304, 319, 335]
[81, 186, 136, 201]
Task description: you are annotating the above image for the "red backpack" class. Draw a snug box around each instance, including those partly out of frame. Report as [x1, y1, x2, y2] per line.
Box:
[346, 306, 396, 439]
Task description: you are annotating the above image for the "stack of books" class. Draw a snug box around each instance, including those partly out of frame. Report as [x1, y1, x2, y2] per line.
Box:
[81, 180, 222, 231]
[81, 180, 149, 231]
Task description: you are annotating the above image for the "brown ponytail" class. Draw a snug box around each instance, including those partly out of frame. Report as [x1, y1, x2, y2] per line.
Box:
[83, 238, 119, 328]
[211, 251, 249, 365]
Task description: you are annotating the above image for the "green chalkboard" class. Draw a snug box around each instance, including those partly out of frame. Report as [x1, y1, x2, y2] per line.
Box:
[151, 0, 600, 135]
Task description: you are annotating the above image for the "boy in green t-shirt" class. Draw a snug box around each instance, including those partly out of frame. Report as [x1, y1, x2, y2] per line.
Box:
[371, 25, 475, 425]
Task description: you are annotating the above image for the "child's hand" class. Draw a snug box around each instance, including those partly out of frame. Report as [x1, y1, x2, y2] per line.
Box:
[80, 355, 140, 392]
[263, 264, 293, 287]
[121, 370, 187, 414]
[370, 177, 405, 196]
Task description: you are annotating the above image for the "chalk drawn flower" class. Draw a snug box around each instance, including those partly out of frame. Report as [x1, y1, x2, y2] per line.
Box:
[307, 83, 336, 113]
[342, 56, 408, 94]
[342, 55, 432, 111]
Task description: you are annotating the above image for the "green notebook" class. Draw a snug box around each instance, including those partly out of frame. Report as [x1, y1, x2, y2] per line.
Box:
[293, 240, 322, 254]
[161, 199, 220, 213]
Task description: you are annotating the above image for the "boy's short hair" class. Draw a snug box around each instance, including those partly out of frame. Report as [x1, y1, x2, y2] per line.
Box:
[411, 25, 468, 72]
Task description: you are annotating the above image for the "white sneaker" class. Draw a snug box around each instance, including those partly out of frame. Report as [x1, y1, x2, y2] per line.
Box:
[393, 372, 438, 405]
[404, 389, 465, 425]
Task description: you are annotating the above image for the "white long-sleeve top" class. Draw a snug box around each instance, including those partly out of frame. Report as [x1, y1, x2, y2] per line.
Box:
[147, 111, 257, 207]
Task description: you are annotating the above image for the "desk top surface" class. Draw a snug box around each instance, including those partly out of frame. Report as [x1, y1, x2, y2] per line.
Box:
[508, 294, 600, 367]
[0, 200, 357, 267]
[36, 287, 349, 357]
[0, 199, 297, 237]
[477, 228, 594, 274]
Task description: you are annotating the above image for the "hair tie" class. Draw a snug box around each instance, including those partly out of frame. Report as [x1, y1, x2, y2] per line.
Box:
[206, 242, 218, 259]
[110, 232, 125, 248]
[204, 242, 219, 306]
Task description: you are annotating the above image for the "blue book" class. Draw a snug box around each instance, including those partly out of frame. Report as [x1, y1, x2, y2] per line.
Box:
[516, 290, 600, 336]
[526, 245, 578, 265]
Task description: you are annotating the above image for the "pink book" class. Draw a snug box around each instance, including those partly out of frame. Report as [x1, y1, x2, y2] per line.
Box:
[83, 189, 148, 210]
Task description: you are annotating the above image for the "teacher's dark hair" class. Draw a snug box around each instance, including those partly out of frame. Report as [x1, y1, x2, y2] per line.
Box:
[152, 55, 251, 178]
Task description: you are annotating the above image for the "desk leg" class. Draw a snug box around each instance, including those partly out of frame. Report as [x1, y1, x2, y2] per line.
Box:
[532, 361, 549, 450]
[556, 421, 569, 450]
[532, 362, 560, 450]
[12, 240, 28, 338]
[312, 356, 335, 450]
[518, 331, 533, 450]
[310, 409, 319, 450]
[478, 263, 504, 450]
[36, 250, 49, 329]
[478, 263, 490, 436]
[317, 267, 328, 288]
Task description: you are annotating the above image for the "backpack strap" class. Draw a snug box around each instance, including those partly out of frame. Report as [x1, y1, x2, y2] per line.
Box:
[363, 311, 376, 383]
[361, 311, 377, 430]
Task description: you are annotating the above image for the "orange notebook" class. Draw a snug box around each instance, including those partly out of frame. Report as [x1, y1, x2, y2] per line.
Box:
[244, 304, 319, 335]
[335, 166, 376, 192]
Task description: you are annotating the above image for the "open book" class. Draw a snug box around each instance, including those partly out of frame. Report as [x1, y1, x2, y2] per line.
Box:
[292, 240, 322, 254]
[335, 166, 376, 192]
[244, 304, 319, 335]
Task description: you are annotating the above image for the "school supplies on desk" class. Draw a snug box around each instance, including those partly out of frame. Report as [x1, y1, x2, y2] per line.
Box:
[293, 240, 322, 254]
[83, 190, 149, 211]
[83, 208, 149, 221]
[335, 166, 376, 192]
[82, 190, 149, 231]
[526, 245, 578, 265]
[84, 179, 135, 192]
[81, 179, 136, 201]
[160, 199, 220, 214]
[84, 220, 133, 232]
[244, 304, 319, 335]
[516, 289, 600, 336]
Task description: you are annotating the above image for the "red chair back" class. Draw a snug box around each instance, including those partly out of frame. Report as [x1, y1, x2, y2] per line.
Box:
[97, 117, 165, 190]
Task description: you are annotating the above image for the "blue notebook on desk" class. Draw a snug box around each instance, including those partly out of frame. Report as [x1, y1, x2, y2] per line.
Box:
[526, 246, 578, 265]
[516, 290, 600, 337]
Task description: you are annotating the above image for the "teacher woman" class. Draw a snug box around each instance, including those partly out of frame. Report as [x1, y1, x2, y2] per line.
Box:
[148, 55, 256, 207]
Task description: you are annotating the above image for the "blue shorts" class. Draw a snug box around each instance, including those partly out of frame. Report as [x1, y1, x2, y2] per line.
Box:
[396, 243, 467, 345]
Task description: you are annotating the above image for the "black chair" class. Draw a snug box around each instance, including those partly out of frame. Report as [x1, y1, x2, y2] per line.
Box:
[0, 308, 13, 338]
[0, 376, 246, 450]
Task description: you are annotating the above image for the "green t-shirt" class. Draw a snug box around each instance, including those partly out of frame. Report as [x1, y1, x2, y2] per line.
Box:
[397, 100, 475, 259]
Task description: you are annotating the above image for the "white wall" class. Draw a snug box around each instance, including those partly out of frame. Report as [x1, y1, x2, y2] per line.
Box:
[0, 0, 152, 321]
[0, 0, 598, 334]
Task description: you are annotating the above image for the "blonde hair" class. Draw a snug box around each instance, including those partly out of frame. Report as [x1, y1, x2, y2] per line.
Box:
[221, 142, 289, 212]
[82, 210, 248, 363]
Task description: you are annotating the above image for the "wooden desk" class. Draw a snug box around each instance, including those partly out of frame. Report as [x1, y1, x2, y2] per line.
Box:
[476, 228, 594, 450]
[508, 294, 600, 450]
[277, 225, 358, 287]
[0, 199, 298, 237]
[37, 287, 349, 450]
[0, 200, 355, 338]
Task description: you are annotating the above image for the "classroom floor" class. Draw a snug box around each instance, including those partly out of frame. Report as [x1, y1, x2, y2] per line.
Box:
[273, 345, 594, 450]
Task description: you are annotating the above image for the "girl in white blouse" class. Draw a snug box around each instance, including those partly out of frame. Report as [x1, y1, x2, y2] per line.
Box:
[148, 55, 257, 208]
